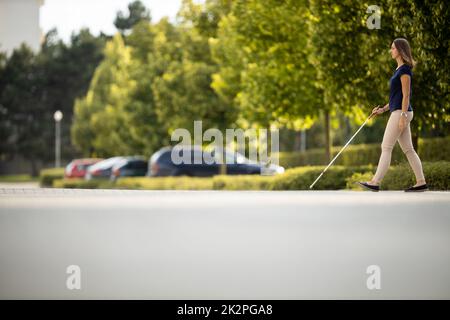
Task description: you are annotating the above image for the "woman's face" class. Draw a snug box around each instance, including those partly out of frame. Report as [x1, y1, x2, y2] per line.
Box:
[390, 42, 399, 59]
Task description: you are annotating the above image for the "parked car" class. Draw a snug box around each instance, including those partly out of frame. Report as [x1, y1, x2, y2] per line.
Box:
[110, 157, 148, 181]
[85, 156, 125, 180]
[149, 146, 284, 177]
[65, 158, 103, 178]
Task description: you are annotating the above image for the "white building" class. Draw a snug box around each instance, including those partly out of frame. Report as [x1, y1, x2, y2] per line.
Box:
[0, 0, 44, 55]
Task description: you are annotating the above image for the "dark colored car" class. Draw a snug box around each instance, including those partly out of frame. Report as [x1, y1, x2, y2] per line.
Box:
[85, 156, 125, 180]
[65, 158, 103, 178]
[110, 157, 148, 181]
[149, 146, 284, 177]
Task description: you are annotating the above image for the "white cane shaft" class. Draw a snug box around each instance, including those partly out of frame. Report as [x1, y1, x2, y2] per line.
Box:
[309, 117, 370, 189]
[309, 172, 324, 189]
[322, 118, 368, 174]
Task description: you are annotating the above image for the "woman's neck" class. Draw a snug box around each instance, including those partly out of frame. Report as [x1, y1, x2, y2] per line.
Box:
[396, 58, 404, 69]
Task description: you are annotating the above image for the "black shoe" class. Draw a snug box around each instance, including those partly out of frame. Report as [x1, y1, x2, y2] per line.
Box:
[357, 181, 380, 192]
[404, 184, 428, 192]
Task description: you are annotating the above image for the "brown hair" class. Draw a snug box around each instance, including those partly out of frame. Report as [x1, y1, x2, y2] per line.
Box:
[393, 38, 416, 68]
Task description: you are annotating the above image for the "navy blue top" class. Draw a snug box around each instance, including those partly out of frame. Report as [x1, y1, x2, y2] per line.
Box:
[389, 64, 413, 112]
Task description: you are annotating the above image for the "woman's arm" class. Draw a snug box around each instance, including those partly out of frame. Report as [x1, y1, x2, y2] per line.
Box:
[400, 74, 411, 112]
[398, 74, 411, 131]
[372, 103, 389, 116]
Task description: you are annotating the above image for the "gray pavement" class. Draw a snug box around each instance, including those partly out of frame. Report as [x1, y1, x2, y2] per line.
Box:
[0, 188, 449, 299]
[0, 182, 39, 189]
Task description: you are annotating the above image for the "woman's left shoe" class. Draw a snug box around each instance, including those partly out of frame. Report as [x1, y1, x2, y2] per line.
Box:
[357, 181, 380, 192]
[404, 184, 428, 192]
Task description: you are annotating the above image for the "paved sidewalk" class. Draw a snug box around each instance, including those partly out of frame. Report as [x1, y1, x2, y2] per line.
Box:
[0, 182, 39, 189]
[1, 189, 449, 299]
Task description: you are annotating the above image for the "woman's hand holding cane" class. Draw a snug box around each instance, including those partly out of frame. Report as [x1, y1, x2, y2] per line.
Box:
[370, 105, 387, 119]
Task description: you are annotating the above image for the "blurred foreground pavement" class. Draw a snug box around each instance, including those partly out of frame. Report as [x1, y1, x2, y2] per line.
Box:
[0, 188, 449, 299]
[0, 182, 39, 189]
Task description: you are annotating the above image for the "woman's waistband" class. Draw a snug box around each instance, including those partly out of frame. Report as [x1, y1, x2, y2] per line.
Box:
[391, 109, 413, 113]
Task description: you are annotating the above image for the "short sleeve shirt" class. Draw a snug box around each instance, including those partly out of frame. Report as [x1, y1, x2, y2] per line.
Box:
[389, 64, 413, 112]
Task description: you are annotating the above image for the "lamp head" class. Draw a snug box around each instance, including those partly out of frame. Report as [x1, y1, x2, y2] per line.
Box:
[54, 110, 63, 122]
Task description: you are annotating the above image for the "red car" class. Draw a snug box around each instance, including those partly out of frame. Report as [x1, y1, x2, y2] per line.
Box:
[65, 158, 103, 178]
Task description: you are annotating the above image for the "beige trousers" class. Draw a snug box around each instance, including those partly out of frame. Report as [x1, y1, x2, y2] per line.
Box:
[372, 110, 425, 184]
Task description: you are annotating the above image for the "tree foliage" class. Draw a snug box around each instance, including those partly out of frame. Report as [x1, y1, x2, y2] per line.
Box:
[0, 29, 105, 173]
[2, 0, 448, 174]
[114, 0, 151, 33]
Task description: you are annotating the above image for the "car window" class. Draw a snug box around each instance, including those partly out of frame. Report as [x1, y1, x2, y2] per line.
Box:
[92, 157, 122, 169]
[77, 164, 88, 171]
[65, 163, 74, 173]
[167, 147, 209, 165]
[159, 151, 173, 164]
[126, 161, 147, 169]
[135, 161, 148, 169]
[115, 159, 128, 168]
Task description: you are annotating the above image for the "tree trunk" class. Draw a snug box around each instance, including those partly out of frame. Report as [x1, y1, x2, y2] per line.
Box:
[294, 130, 301, 151]
[300, 130, 306, 152]
[220, 163, 227, 175]
[324, 110, 331, 164]
[220, 148, 227, 175]
[30, 159, 39, 177]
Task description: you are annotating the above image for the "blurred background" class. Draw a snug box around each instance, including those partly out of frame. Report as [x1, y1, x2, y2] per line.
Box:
[0, 0, 448, 190]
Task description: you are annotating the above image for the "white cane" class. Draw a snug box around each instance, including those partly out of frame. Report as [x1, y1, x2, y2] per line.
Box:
[309, 109, 378, 189]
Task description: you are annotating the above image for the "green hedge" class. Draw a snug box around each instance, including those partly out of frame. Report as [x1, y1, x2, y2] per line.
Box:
[417, 137, 450, 162]
[278, 136, 450, 168]
[381, 161, 450, 190]
[42, 136, 448, 188]
[212, 175, 274, 190]
[0, 174, 38, 182]
[52, 178, 114, 189]
[40, 168, 65, 187]
[51, 165, 373, 190]
[268, 165, 375, 190]
[346, 172, 375, 190]
[115, 176, 213, 190]
[55, 175, 273, 190]
[346, 161, 450, 191]
[50, 161, 449, 191]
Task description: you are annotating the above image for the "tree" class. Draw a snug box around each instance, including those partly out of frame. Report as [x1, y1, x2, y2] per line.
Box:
[72, 33, 135, 156]
[388, 0, 450, 144]
[307, 0, 397, 161]
[308, 0, 449, 154]
[153, 0, 237, 135]
[122, 20, 171, 156]
[72, 20, 174, 158]
[37, 28, 106, 160]
[0, 45, 51, 175]
[0, 51, 8, 156]
[114, 0, 151, 34]
[209, 0, 322, 167]
[0, 28, 106, 174]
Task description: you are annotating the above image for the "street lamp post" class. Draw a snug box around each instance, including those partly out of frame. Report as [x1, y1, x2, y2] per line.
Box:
[53, 110, 63, 168]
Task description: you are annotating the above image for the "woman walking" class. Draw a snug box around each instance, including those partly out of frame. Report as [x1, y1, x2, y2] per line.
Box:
[358, 38, 428, 192]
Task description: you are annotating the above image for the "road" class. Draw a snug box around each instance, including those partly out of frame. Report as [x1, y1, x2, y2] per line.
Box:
[0, 188, 449, 299]
[0, 182, 39, 189]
